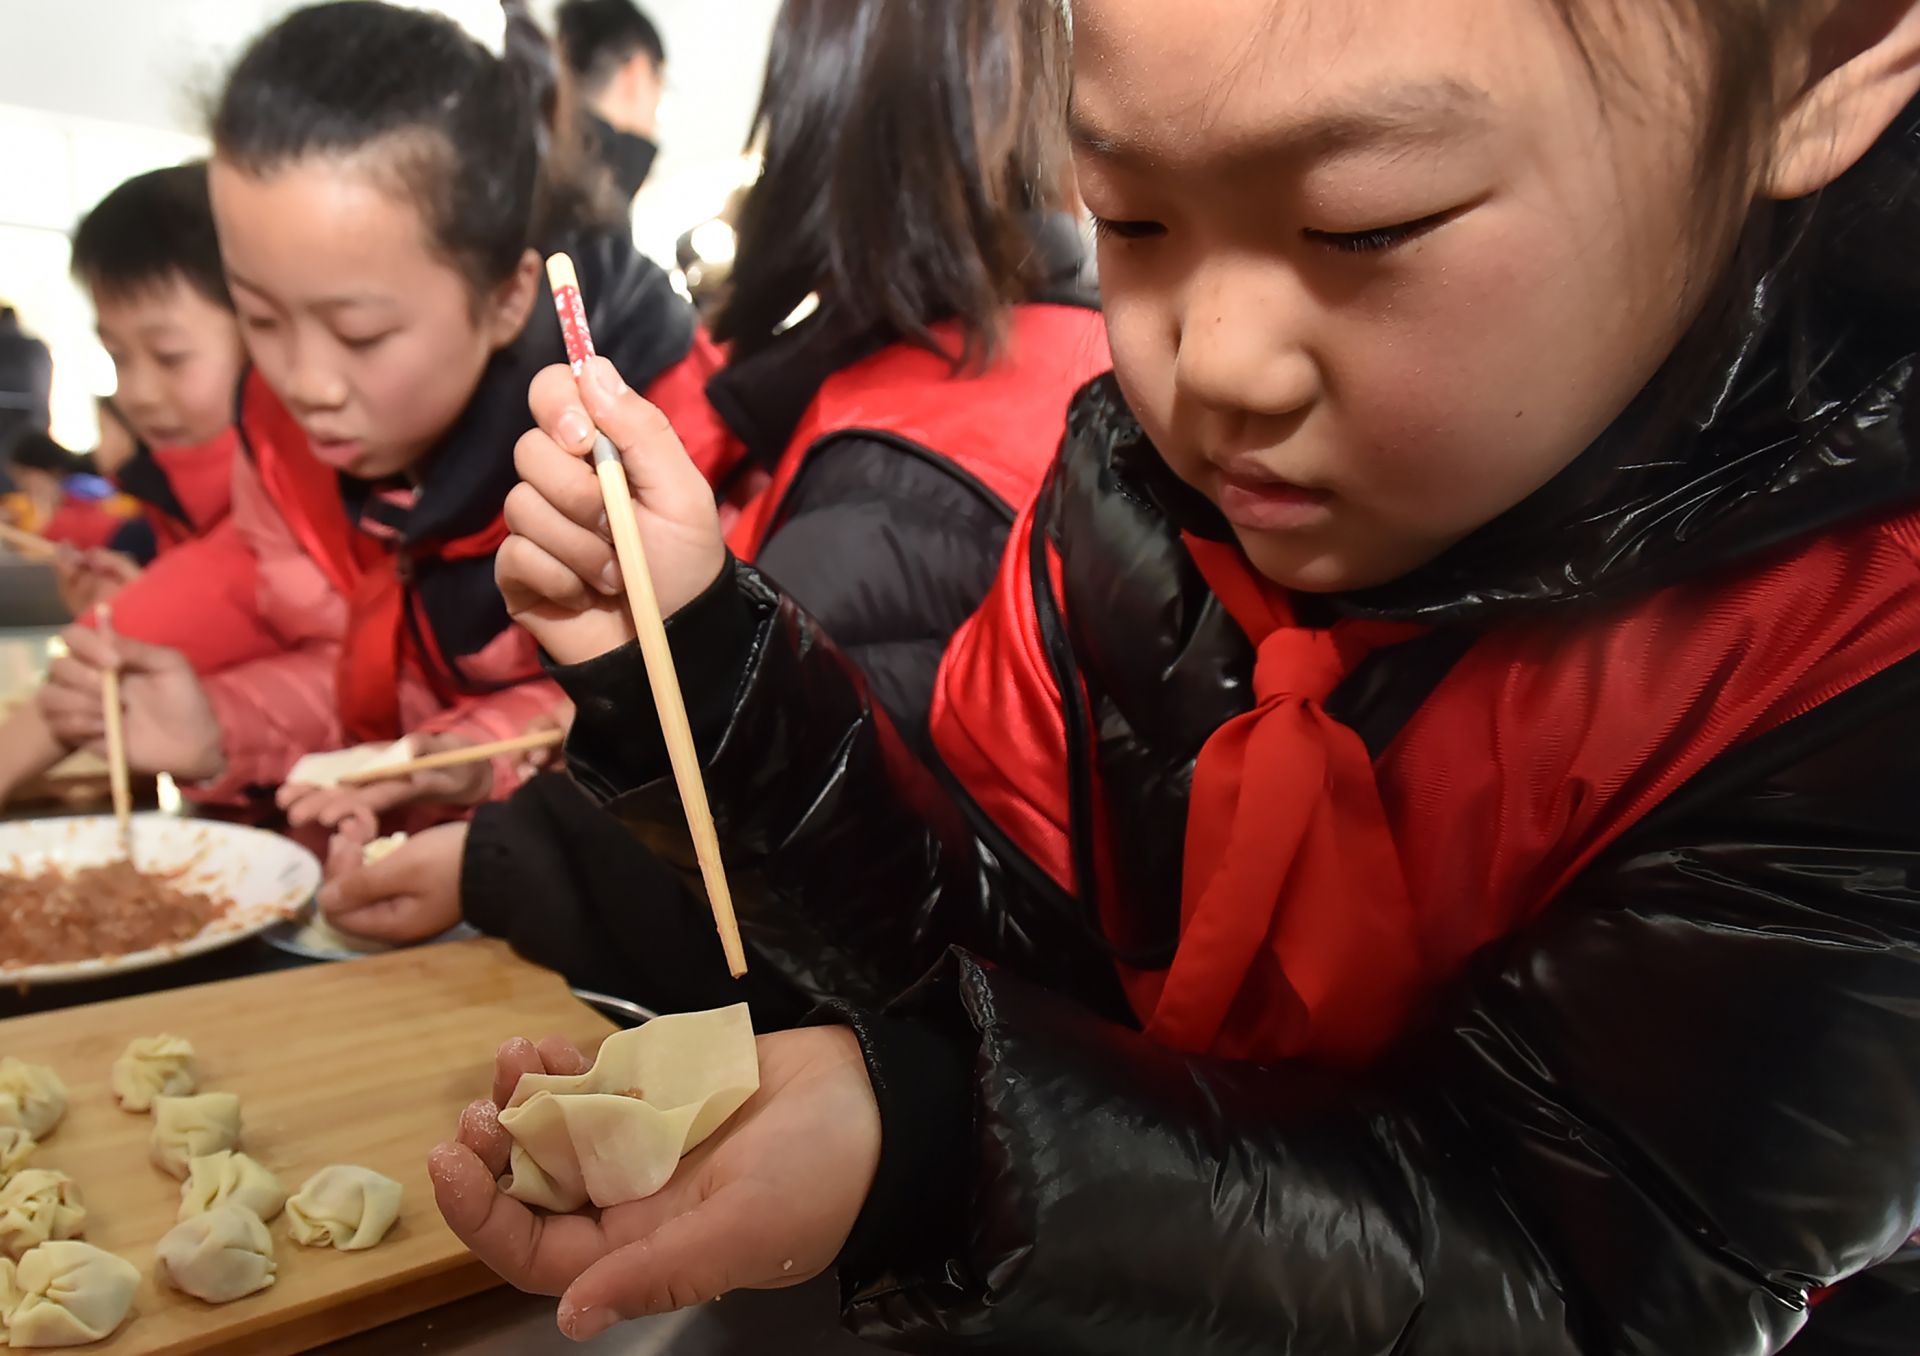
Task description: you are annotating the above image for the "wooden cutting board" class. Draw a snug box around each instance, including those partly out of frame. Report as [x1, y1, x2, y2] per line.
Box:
[0, 940, 617, 1354]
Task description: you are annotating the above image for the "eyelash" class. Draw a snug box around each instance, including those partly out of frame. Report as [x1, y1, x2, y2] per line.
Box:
[1306, 211, 1452, 254]
[1090, 210, 1455, 254]
[1090, 217, 1163, 242]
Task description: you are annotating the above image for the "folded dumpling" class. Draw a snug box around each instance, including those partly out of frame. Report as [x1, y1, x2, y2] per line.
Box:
[0, 1129, 34, 1185]
[497, 1004, 759, 1213]
[111, 1034, 196, 1112]
[286, 1166, 402, 1251]
[0, 1241, 139, 1347]
[157, 1203, 276, 1303]
[150, 1093, 242, 1180]
[0, 1061, 65, 1141]
[0, 1171, 84, 1262]
[179, 1150, 286, 1224]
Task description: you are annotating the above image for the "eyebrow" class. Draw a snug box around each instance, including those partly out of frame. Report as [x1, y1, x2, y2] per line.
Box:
[1070, 78, 1492, 169]
[224, 268, 385, 313]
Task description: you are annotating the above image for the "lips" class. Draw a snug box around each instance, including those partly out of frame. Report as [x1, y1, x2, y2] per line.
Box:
[1211, 464, 1331, 533]
[306, 434, 366, 470]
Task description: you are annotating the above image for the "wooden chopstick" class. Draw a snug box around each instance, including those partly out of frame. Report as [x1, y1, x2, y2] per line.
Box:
[0, 521, 57, 560]
[97, 604, 134, 860]
[334, 728, 565, 786]
[546, 252, 748, 978]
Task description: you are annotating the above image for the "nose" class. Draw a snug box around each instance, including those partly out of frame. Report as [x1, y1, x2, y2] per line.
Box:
[1173, 257, 1320, 422]
[281, 333, 348, 413]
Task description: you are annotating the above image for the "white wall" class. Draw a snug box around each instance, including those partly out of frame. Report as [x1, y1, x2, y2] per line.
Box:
[0, 0, 780, 446]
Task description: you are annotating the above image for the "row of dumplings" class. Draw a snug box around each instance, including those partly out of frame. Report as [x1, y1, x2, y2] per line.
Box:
[0, 1042, 402, 1347]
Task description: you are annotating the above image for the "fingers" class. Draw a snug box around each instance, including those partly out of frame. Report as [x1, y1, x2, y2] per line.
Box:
[58, 624, 116, 671]
[321, 828, 367, 884]
[512, 429, 608, 535]
[556, 1183, 774, 1339]
[496, 534, 603, 618]
[491, 1036, 589, 1109]
[37, 684, 105, 744]
[429, 1141, 612, 1296]
[503, 482, 620, 599]
[528, 358, 700, 507]
[457, 1099, 514, 1177]
[536, 1037, 589, 1078]
[493, 1038, 548, 1111]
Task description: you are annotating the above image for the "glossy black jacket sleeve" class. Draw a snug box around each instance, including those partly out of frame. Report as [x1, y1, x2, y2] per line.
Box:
[833, 668, 1920, 1355]
[555, 559, 1131, 1017]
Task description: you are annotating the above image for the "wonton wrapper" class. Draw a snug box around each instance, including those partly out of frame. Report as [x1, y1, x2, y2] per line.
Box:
[0, 1130, 34, 1185]
[498, 1003, 759, 1213]
[157, 1203, 276, 1304]
[111, 1034, 196, 1112]
[0, 1241, 139, 1347]
[0, 1062, 65, 1141]
[179, 1151, 286, 1224]
[287, 739, 415, 790]
[362, 833, 409, 865]
[0, 1172, 84, 1262]
[285, 1166, 402, 1251]
[150, 1093, 242, 1180]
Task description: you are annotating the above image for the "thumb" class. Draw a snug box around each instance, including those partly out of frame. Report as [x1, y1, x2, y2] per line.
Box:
[573, 357, 708, 510]
[106, 632, 185, 675]
[556, 1183, 771, 1339]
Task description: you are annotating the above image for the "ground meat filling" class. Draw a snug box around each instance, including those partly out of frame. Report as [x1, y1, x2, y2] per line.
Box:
[0, 862, 225, 966]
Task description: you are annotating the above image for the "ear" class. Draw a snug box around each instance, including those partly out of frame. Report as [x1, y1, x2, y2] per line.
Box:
[485, 249, 543, 352]
[1765, 0, 1920, 199]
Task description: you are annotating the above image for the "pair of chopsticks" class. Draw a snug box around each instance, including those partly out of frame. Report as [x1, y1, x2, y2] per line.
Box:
[0, 522, 57, 560]
[334, 728, 564, 786]
[545, 253, 747, 979]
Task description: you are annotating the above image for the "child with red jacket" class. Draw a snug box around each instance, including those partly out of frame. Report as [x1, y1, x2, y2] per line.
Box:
[37, 1, 730, 822]
[446, 1, 1920, 1352]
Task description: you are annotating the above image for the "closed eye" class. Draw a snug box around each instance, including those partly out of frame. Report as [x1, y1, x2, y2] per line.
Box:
[1090, 216, 1166, 242]
[1305, 209, 1458, 255]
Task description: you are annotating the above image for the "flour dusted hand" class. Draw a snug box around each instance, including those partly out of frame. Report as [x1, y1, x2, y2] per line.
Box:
[497, 1004, 759, 1213]
[111, 1034, 196, 1112]
[286, 1166, 402, 1251]
[149, 1093, 241, 1179]
[179, 1151, 287, 1224]
[0, 1172, 84, 1261]
[157, 1204, 276, 1303]
[0, 1241, 138, 1346]
[0, 1061, 65, 1140]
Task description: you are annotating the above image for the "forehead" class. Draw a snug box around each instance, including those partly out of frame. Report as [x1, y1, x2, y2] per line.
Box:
[94, 277, 225, 336]
[1068, 0, 1580, 158]
[208, 155, 444, 302]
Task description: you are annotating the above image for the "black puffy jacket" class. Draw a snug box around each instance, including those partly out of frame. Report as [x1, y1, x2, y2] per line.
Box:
[461, 218, 1097, 1000]
[552, 115, 1920, 1354]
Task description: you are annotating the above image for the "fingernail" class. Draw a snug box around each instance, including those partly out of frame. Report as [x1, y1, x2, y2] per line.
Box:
[557, 409, 592, 450]
[590, 356, 627, 397]
[559, 1300, 616, 1341]
[597, 561, 622, 595]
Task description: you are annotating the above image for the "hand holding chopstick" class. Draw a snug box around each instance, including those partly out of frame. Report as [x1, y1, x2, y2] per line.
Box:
[538, 253, 747, 978]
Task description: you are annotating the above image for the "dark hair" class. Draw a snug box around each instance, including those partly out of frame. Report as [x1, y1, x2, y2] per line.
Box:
[556, 0, 665, 94]
[71, 163, 231, 311]
[212, 1, 619, 298]
[9, 432, 79, 476]
[710, 0, 1070, 369]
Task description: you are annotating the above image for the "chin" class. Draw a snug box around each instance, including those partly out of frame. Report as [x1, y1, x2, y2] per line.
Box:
[1234, 531, 1409, 595]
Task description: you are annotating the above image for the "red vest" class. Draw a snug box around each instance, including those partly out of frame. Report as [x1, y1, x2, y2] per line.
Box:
[725, 305, 1111, 559]
[935, 499, 1920, 1054]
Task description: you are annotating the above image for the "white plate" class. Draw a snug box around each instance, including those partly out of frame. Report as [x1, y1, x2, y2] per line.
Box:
[0, 815, 320, 985]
